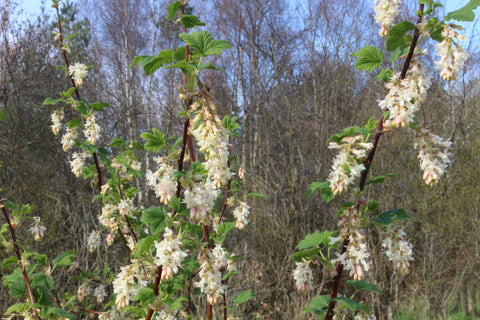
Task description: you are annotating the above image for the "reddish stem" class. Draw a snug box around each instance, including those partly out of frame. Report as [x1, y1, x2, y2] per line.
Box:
[324, 5, 424, 320]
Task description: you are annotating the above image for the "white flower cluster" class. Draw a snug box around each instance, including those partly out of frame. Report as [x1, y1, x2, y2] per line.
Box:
[379, 52, 431, 129]
[328, 135, 373, 195]
[183, 178, 220, 224]
[373, 0, 401, 37]
[333, 207, 371, 280]
[113, 264, 143, 309]
[70, 151, 89, 177]
[146, 158, 177, 205]
[84, 113, 100, 145]
[156, 310, 177, 320]
[62, 127, 78, 151]
[435, 25, 469, 81]
[94, 284, 107, 303]
[77, 282, 90, 302]
[195, 247, 229, 304]
[233, 201, 250, 230]
[51, 108, 64, 135]
[69, 62, 88, 86]
[154, 228, 187, 280]
[87, 230, 100, 252]
[190, 98, 231, 188]
[413, 128, 451, 185]
[117, 198, 134, 217]
[99, 203, 119, 235]
[381, 225, 414, 274]
[29, 216, 47, 241]
[292, 260, 313, 291]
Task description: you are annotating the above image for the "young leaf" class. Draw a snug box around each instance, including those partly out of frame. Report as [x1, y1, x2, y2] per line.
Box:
[141, 128, 166, 153]
[246, 193, 266, 199]
[388, 45, 410, 62]
[90, 102, 109, 111]
[303, 295, 329, 315]
[167, 1, 182, 20]
[289, 248, 321, 263]
[351, 45, 384, 72]
[52, 250, 76, 267]
[377, 68, 392, 82]
[141, 207, 168, 236]
[179, 31, 231, 57]
[216, 222, 236, 243]
[130, 49, 174, 75]
[330, 297, 369, 313]
[305, 181, 335, 204]
[43, 97, 62, 106]
[446, 0, 480, 21]
[180, 15, 206, 28]
[371, 208, 410, 226]
[2, 256, 17, 268]
[347, 279, 383, 294]
[296, 231, 323, 250]
[231, 289, 256, 305]
[366, 173, 395, 185]
[386, 21, 415, 52]
[365, 118, 379, 133]
[0, 111, 6, 120]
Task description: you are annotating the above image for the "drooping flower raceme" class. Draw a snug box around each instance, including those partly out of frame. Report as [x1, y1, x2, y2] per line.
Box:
[51, 108, 64, 135]
[293, 260, 314, 291]
[373, 0, 401, 37]
[354, 312, 377, 320]
[328, 135, 373, 195]
[70, 152, 89, 177]
[154, 228, 187, 280]
[435, 25, 469, 81]
[379, 51, 432, 129]
[62, 127, 78, 151]
[94, 284, 107, 303]
[183, 178, 220, 224]
[147, 158, 177, 205]
[195, 251, 226, 305]
[113, 264, 143, 309]
[69, 62, 88, 86]
[412, 128, 451, 185]
[84, 113, 100, 145]
[233, 201, 250, 230]
[87, 230, 100, 252]
[29, 216, 47, 241]
[190, 98, 231, 188]
[381, 225, 414, 274]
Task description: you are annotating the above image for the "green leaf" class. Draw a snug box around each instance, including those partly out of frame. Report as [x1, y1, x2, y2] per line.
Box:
[109, 138, 125, 147]
[347, 279, 383, 294]
[180, 31, 231, 57]
[141, 128, 166, 153]
[331, 297, 369, 313]
[366, 201, 380, 212]
[133, 286, 155, 308]
[52, 250, 76, 267]
[5, 302, 42, 315]
[34, 253, 48, 267]
[216, 222, 236, 243]
[141, 207, 168, 236]
[136, 235, 155, 253]
[197, 62, 225, 73]
[2, 256, 17, 268]
[0, 111, 6, 120]
[231, 289, 256, 305]
[296, 231, 323, 250]
[303, 295, 329, 315]
[305, 181, 335, 204]
[44, 308, 76, 320]
[371, 208, 410, 226]
[446, 0, 480, 21]
[289, 248, 321, 263]
[167, 1, 182, 20]
[223, 115, 240, 130]
[180, 15, 206, 28]
[366, 173, 395, 185]
[173, 46, 186, 61]
[246, 193, 266, 199]
[351, 45, 384, 72]
[430, 23, 445, 42]
[365, 118, 379, 133]
[90, 102, 109, 111]
[31, 272, 55, 291]
[67, 118, 82, 129]
[130, 49, 174, 75]
[328, 126, 369, 144]
[377, 68, 392, 82]
[43, 97, 62, 106]
[386, 21, 415, 52]
[388, 45, 410, 62]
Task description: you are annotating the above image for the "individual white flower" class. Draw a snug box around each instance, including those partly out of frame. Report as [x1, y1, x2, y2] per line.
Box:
[94, 284, 107, 303]
[87, 230, 100, 252]
[116, 198, 134, 216]
[412, 128, 451, 185]
[70, 152, 89, 177]
[69, 62, 88, 86]
[29, 216, 46, 241]
[435, 25, 469, 81]
[373, 0, 401, 37]
[61, 127, 78, 151]
[293, 260, 313, 291]
[84, 113, 100, 145]
[183, 179, 220, 224]
[382, 225, 414, 274]
[51, 108, 64, 135]
[233, 201, 250, 230]
[327, 135, 373, 195]
[154, 228, 187, 280]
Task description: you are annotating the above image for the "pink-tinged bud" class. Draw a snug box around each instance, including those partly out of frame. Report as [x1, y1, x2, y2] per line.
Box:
[380, 25, 389, 37]
[208, 294, 217, 305]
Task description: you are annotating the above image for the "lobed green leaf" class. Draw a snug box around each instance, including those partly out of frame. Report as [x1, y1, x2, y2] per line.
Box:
[303, 295, 329, 315]
[141, 206, 168, 236]
[180, 31, 231, 57]
[52, 250, 76, 267]
[446, 0, 480, 21]
[371, 208, 410, 226]
[351, 45, 384, 72]
[231, 289, 256, 305]
[347, 279, 383, 294]
[305, 181, 335, 204]
[386, 21, 415, 52]
[167, 1, 182, 20]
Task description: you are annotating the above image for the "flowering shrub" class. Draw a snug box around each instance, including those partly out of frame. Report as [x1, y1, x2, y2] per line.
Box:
[0, 0, 256, 319]
[292, 1, 474, 319]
